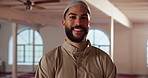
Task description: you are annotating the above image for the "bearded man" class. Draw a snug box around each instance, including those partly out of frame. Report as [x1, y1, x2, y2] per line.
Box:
[35, 1, 116, 78]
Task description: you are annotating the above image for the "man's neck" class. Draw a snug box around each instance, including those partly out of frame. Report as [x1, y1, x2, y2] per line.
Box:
[66, 38, 88, 52]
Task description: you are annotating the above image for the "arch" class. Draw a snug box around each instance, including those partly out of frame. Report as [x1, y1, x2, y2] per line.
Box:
[9, 28, 43, 65]
[87, 28, 110, 55]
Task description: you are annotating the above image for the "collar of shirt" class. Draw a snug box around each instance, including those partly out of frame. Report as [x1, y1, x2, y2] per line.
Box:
[61, 40, 92, 54]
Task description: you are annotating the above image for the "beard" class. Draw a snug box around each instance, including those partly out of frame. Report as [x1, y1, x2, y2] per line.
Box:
[65, 25, 88, 43]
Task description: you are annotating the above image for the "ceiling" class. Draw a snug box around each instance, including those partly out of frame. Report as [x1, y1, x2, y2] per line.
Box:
[109, 0, 148, 24]
[0, 0, 148, 28]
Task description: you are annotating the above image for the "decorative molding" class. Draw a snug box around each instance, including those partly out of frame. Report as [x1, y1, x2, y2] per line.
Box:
[85, 0, 133, 28]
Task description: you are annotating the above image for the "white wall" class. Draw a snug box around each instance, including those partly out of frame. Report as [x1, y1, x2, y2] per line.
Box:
[132, 24, 148, 75]
[0, 22, 148, 75]
[114, 24, 132, 74]
[0, 22, 12, 72]
[39, 26, 65, 54]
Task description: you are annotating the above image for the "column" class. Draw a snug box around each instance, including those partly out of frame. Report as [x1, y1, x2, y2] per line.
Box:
[110, 17, 114, 61]
[12, 23, 18, 78]
[32, 29, 35, 72]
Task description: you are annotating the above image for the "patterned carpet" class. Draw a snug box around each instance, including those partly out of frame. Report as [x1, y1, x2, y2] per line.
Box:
[0, 72, 35, 78]
[0, 73, 148, 78]
[117, 74, 148, 78]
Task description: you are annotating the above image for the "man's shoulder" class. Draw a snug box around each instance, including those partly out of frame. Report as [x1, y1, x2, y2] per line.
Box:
[89, 46, 113, 63]
[89, 46, 104, 53]
[44, 46, 62, 57]
[89, 46, 109, 57]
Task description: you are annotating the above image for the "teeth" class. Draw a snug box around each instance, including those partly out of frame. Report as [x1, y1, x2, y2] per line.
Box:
[74, 29, 82, 31]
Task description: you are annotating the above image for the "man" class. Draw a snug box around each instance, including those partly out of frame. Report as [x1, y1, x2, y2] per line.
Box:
[35, 1, 116, 78]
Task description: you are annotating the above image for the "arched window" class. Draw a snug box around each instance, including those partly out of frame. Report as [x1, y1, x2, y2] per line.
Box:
[9, 28, 43, 65]
[87, 29, 110, 55]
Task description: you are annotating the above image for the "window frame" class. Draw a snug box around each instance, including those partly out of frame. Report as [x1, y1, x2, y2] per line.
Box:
[9, 28, 43, 65]
[87, 28, 110, 55]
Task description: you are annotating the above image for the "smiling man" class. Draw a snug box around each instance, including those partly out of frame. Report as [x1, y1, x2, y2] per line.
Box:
[35, 1, 116, 78]
[62, 3, 91, 51]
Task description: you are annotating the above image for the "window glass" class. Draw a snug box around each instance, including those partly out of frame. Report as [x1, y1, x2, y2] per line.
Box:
[87, 29, 110, 55]
[9, 28, 43, 65]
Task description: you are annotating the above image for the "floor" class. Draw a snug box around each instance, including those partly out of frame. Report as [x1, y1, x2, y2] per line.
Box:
[0, 72, 35, 78]
[0, 73, 148, 78]
[117, 74, 148, 78]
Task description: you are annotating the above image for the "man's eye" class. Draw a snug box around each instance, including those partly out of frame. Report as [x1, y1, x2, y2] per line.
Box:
[70, 16, 76, 19]
[81, 17, 88, 19]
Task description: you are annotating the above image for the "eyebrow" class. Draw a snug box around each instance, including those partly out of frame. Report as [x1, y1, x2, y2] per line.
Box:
[68, 13, 88, 16]
[68, 13, 77, 16]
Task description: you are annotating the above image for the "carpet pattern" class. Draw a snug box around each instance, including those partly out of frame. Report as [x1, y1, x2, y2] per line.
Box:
[0, 73, 148, 78]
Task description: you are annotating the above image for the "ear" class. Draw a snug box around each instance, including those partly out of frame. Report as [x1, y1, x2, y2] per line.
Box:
[62, 19, 66, 28]
[88, 21, 91, 28]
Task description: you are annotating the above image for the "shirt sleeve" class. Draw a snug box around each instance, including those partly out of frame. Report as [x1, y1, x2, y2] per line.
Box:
[103, 54, 117, 78]
[35, 55, 55, 78]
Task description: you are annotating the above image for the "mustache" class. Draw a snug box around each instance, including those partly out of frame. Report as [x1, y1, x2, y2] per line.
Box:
[71, 25, 86, 31]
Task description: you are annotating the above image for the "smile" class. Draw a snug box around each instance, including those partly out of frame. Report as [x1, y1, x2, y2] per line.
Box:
[73, 28, 83, 32]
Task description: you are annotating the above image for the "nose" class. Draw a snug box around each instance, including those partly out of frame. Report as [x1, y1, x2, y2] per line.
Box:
[75, 17, 82, 26]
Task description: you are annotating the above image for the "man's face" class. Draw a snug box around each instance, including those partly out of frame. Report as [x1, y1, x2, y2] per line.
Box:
[62, 5, 91, 42]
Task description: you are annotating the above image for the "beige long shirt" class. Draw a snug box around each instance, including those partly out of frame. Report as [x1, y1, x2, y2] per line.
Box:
[35, 41, 116, 78]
